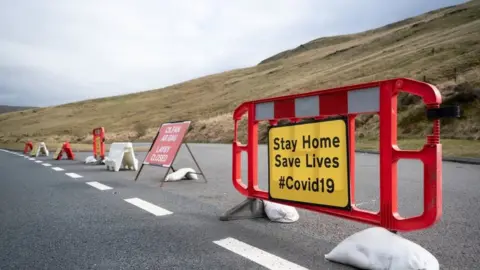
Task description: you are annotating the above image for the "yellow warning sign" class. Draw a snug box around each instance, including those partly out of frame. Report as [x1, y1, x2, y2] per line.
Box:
[94, 137, 102, 156]
[268, 118, 351, 209]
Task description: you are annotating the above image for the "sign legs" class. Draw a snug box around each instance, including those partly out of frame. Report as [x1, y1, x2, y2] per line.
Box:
[219, 198, 267, 221]
[185, 143, 208, 184]
[158, 144, 208, 187]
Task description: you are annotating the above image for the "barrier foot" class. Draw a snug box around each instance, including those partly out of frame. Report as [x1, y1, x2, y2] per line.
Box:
[94, 160, 101, 165]
[94, 159, 105, 165]
[219, 198, 267, 221]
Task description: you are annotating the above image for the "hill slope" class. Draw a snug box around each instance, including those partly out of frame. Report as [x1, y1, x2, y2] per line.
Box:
[1, 0, 479, 155]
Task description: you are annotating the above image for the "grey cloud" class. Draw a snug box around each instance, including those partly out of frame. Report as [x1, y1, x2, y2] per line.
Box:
[0, 0, 468, 107]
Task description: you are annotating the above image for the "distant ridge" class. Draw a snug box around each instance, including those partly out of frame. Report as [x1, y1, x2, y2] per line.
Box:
[0, 105, 37, 114]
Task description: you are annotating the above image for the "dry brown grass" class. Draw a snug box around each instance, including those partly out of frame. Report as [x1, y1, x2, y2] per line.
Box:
[1, 0, 480, 158]
[1, 139, 479, 159]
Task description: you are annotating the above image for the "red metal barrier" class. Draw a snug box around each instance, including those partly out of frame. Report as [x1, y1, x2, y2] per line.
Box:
[54, 142, 75, 160]
[228, 78, 445, 232]
[24, 141, 33, 154]
[92, 127, 105, 160]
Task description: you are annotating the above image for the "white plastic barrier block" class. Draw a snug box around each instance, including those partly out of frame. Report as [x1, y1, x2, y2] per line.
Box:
[31, 142, 49, 157]
[104, 142, 139, 172]
[324, 227, 439, 270]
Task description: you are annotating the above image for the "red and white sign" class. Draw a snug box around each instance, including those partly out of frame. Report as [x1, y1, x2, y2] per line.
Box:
[144, 121, 190, 167]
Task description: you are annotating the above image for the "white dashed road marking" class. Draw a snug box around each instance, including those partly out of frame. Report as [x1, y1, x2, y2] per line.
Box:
[86, 181, 113, 191]
[124, 198, 173, 216]
[65, 172, 83, 179]
[51, 167, 65, 171]
[213, 237, 309, 270]
[29, 158, 35, 161]
[35, 160, 43, 163]
[42, 163, 52, 167]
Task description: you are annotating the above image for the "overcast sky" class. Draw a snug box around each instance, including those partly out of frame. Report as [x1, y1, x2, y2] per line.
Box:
[0, 0, 467, 107]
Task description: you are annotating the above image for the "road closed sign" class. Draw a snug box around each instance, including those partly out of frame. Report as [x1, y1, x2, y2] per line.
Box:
[268, 117, 351, 209]
[143, 121, 191, 167]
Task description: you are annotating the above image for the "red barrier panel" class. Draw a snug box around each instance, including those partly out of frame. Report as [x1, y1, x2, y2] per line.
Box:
[224, 78, 452, 232]
[24, 141, 33, 154]
[92, 127, 105, 160]
[54, 142, 75, 160]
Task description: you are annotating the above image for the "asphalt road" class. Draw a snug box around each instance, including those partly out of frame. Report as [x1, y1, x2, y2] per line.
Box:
[1, 144, 479, 270]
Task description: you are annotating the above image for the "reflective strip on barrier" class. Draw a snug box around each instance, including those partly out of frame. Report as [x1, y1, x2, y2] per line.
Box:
[254, 86, 380, 120]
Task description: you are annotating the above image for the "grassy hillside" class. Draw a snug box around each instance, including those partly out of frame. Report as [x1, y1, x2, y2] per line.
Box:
[0, 105, 37, 114]
[1, 0, 480, 157]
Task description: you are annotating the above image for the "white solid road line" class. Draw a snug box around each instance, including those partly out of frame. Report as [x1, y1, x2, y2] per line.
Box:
[86, 181, 113, 191]
[65, 172, 83, 179]
[124, 198, 173, 216]
[42, 163, 52, 167]
[213, 237, 309, 270]
[51, 167, 65, 171]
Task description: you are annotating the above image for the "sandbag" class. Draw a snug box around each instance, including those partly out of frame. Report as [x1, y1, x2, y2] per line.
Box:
[85, 156, 97, 164]
[262, 200, 299, 223]
[85, 155, 105, 164]
[165, 168, 198, 182]
[324, 227, 439, 270]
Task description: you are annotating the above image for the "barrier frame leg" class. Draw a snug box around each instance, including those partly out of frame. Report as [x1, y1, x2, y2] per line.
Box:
[94, 158, 104, 165]
[219, 198, 267, 221]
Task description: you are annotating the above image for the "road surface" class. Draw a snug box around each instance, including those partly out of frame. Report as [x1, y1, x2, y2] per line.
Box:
[1, 144, 479, 269]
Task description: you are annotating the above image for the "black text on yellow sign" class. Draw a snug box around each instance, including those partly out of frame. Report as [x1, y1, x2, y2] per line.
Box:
[267, 118, 351, 209]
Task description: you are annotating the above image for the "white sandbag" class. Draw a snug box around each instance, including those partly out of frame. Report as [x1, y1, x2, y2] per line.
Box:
[165, 168, 198, 182]
[85, 156, 97, 164]
[324, 227, 439, 270]
[263, 200, 299, 223]
[185, 171, 198, 180]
